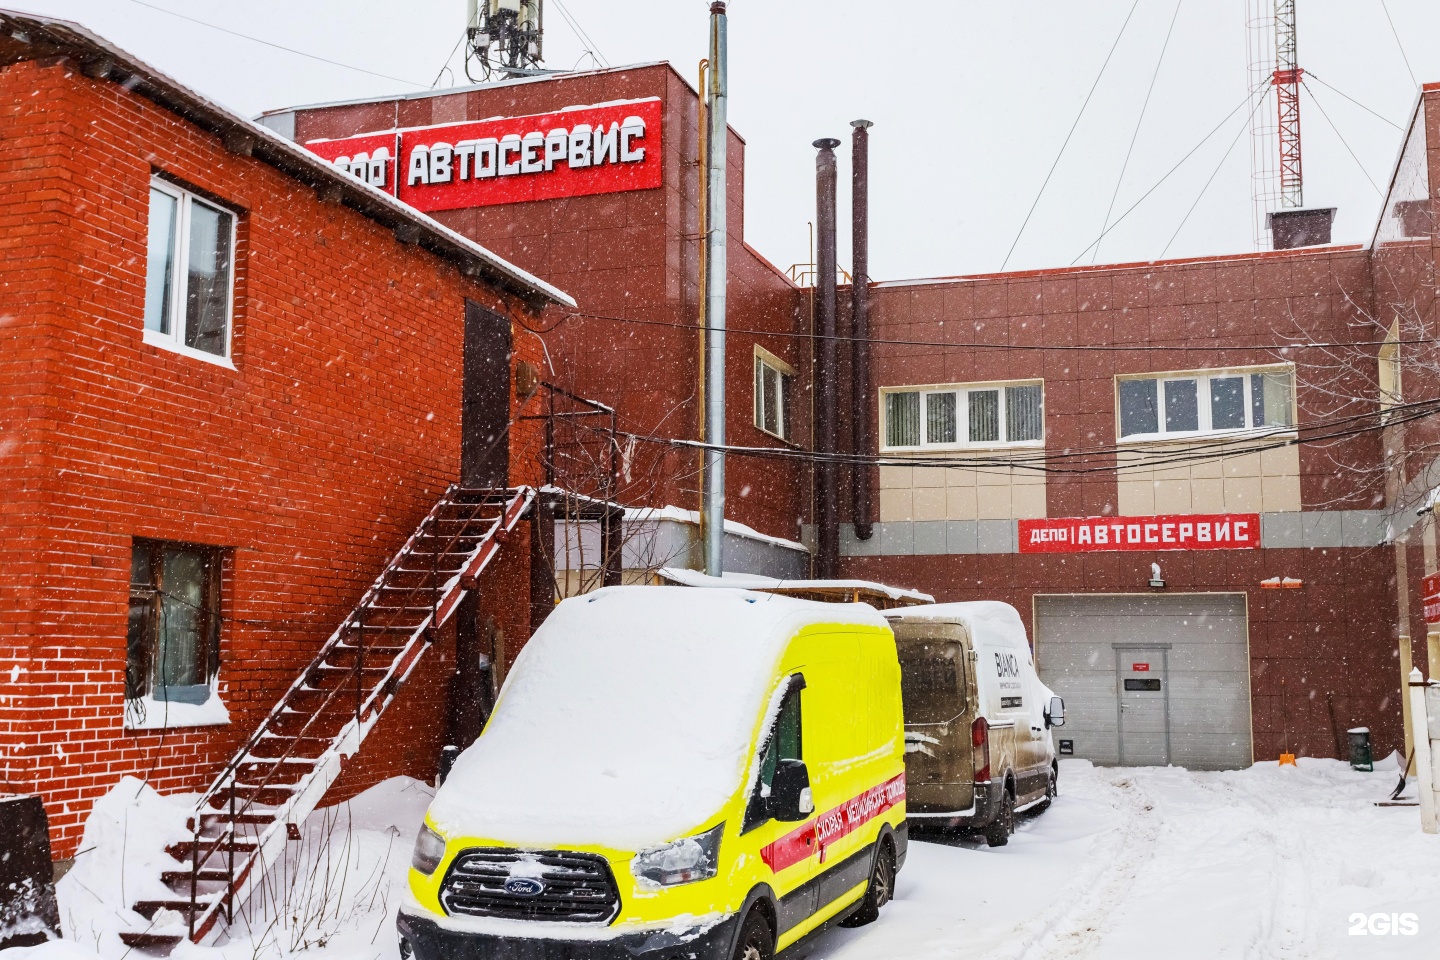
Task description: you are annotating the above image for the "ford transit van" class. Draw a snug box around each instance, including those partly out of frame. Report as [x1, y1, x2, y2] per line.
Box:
[886, 602, 1064, 846]
[398, 586, 908, 960]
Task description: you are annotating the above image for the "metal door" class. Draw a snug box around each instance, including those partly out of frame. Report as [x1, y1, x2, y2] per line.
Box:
[1115, 646, 1170, 766]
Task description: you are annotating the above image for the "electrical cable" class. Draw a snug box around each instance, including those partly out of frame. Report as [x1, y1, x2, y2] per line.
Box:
[431, 32, 468, 90]
[1069, 88, 1265, 265]
[1160, 103, 1254, 258]
[1096, 0, 1185, 264]
[1305, 72, 1405, 131]
[551, 0, 609, 69]
[1303, 80, 1385, 195]
[117, 0, 427, 88]
[1378, 0, 1418, 90]
[552, 306, 1422, 355]
[1001, 0, 1142, 271]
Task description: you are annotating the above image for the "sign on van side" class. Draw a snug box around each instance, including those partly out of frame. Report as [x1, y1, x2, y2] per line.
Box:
[1018, 514, 1260, 554]
[303, 98, 664, 212]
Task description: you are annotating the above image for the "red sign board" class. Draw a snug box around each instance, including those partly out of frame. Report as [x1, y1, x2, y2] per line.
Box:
[304, 98, 663, 212]
[1423, 572, 1440, 624]
[1018, 514, 1261, 554]
[1132, 663, 1151, 672]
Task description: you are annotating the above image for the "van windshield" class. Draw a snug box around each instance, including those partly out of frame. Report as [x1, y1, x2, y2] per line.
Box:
[898, 642, 967, 724]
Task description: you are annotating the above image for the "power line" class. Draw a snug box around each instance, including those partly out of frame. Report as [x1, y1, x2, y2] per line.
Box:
[1001, 0, 1141, 271]
[1160, 104, 1252, 258]
[1378, 0, 1418, 90]
[554, 307, 1422, 356]
[1096, 0, 1184, 264]
[1305, 72, 1404, 131]
[119, 0, 426, 88]
[431, 32, 468, 89]
[551, 0, 609, 68]
[1303, 81, 1384, 196]
[1069, 89, 1265, 265]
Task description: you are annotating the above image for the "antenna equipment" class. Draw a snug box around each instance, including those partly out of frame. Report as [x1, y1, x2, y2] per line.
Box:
[465, 0, 547, 81]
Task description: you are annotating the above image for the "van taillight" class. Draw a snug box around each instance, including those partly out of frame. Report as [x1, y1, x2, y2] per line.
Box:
[972, 716, 990, 783]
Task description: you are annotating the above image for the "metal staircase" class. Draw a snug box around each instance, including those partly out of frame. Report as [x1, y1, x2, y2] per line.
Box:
[119, 485, 536, 951]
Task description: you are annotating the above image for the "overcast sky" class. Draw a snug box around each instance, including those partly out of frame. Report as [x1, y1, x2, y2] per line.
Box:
[17, 0, 1440, 281]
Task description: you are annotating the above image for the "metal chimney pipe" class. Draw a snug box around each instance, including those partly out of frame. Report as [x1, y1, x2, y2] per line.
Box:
[850, 119, 874, 542]
[814, 137, 841, 579]
[702, 1, 728, 577]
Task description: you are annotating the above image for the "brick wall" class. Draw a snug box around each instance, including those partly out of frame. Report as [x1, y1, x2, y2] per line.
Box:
[0, 59, 547, 855]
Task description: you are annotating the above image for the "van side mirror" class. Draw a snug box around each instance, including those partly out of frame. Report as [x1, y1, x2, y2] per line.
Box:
[769, 759, 813, 822]
[1046, 696, 1066, 728]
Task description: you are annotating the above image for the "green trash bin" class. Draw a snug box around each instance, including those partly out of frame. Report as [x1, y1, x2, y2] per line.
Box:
[1347, 727, 1373, 772]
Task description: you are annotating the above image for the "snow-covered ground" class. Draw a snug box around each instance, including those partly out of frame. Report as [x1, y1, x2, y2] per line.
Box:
[13, 757, 1440, 960]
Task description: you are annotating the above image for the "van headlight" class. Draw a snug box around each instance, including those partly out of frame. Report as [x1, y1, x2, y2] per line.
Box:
[412, 822, 447, 875]
[631, 823, 723, 888]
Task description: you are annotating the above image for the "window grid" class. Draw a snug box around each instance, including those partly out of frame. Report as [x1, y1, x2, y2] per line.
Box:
[882, 382, 1044, 451]
[1117, 367, 1295, 440]
[753, 353, 792, 442]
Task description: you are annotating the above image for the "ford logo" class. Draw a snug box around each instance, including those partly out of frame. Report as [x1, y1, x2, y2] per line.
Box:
[503, 877, 546, 897]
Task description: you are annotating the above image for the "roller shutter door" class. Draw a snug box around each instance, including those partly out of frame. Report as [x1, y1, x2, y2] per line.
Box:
[1034, 594, 1252, 771]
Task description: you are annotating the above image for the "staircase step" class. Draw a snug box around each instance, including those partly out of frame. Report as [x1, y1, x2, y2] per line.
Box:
[187, 811, 275, 830]
[248, 735, 332, 760]
[134, 899, 211, 919]
[208, 785, 295, 809]
[234, 761, 313, 785]
[161, 869, 232, 885]
[167, 838, 258, 862]
[118, 931, 184, 953]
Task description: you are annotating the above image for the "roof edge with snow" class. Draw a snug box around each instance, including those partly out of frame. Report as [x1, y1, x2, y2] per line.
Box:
[0, 9, 574, 311]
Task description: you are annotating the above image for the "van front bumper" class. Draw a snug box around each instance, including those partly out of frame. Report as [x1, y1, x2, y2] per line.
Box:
[397, 910, 738, 960]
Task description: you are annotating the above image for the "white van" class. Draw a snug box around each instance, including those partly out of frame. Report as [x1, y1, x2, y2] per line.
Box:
[884, 602, 1064, 846]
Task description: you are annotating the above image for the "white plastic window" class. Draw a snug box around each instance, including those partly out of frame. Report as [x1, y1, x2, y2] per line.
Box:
[883, 381, 1043, 450]
[754, 352, 793, 441]
[144, 178, 236, 363]
[1118, 368, 1294, 440]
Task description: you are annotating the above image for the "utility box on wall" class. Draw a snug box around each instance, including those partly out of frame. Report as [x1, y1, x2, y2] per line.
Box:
[0, 795, 62, 948]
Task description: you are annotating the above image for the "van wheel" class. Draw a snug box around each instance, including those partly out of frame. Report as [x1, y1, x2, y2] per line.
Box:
[732, 908, 773, 960]
[984, 789, 1014, 847]
[839, 841, 894, 927]
[1036, 766, 1058, 811]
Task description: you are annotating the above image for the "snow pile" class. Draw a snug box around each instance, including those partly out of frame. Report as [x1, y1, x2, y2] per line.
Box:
[53, 776, 433, 960]
[430, 586, 888, 850]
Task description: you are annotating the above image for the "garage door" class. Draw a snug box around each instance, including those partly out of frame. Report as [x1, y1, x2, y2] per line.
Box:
[1034, 594, 1252, 771]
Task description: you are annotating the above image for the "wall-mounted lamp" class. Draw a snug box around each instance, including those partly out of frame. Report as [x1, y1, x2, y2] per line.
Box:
[1148, 563, 1166, 590]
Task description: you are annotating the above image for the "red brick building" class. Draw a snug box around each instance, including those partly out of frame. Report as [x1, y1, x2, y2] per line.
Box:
[0, 10, 573, 863]
[269, 67, 1440, 769]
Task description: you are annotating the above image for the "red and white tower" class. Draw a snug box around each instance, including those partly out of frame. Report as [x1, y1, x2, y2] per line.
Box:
[1272, 0, 1304, 209]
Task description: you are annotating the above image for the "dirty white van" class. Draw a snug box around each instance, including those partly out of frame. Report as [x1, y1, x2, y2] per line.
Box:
[399, 586, 908, 960]
[885, 602, 1064, 846]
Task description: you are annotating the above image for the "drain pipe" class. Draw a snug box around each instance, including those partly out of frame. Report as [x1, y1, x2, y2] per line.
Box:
[851, 119, 874, 541]
[702, 2, 728, 577]
[814, 137, 841, 579]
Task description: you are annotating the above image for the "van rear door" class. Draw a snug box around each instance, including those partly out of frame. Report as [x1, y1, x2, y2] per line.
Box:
[898, 639, 971, 786]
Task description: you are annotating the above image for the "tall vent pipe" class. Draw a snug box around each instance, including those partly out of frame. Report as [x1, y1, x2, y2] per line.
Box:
[814, 137, 841, 579]
[701, 2, 728, 577]
[850, 119, 874, 541]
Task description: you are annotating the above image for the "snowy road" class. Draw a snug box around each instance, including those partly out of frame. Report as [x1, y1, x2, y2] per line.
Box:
[32, 757, 1440, 960]
[796, 758, 1440, 960]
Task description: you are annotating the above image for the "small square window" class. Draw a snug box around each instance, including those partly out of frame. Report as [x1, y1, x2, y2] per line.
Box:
[144, 178, 236, 362]
[1120, 379, 1159, 437]
[885, 391, 921, 447]
[1210, 376, 1246, 430]
[1164, 379, 1199, 432]
[968, 390, 1000, 443]
[925, 392, 957, 444]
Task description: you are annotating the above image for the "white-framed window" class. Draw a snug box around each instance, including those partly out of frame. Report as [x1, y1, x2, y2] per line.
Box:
[1116, 365, 1295, 441]
[754, 347, 795, 442]
[144, 177, 237, 364]
[1379, 322, 1402, 412]
[881, 380, 1044, 450]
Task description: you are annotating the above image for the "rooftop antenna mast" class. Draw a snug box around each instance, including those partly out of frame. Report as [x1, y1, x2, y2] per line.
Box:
[465, 0, 547, 81]
[1246, 0, 1306, 249]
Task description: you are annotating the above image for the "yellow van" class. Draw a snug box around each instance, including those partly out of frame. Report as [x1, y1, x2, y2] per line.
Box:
[396, 586, 907, 960]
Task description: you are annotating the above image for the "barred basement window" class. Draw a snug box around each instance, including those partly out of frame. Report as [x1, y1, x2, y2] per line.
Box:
[144, 176, 237, 364]
[882, 381, 1044, 450]
[753, 347, 795, 442]
[127, 539, 221, 711]
[1117, 366, 1295, 441]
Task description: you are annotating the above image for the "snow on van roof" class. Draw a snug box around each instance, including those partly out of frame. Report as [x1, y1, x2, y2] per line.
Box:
[885, 601, 1031, 650]
[428, 586, 888, 851]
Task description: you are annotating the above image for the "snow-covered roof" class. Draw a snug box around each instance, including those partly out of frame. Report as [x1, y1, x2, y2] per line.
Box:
[428, 586, 888, 850]
[0, 9, 573, 309]
[656, 567, 933, 604]
[885, 601, 1031, 650]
